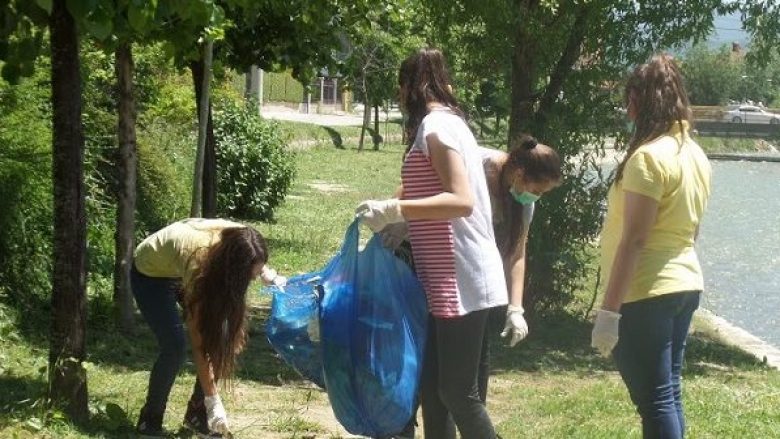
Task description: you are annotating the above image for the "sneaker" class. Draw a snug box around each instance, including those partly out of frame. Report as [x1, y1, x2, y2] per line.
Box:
[136, 406, 166, 438]
[183, 398, 223, 438]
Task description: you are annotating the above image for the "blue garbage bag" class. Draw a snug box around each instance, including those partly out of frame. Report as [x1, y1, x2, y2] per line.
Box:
[265, 267, 327, 388]
[320, 219, 428, 438]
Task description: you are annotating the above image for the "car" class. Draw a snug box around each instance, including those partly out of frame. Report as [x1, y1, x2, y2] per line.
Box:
[723, 105, 780, 124]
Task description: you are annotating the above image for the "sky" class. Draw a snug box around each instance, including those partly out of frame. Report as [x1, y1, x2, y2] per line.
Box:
[708, 12, 750, 48]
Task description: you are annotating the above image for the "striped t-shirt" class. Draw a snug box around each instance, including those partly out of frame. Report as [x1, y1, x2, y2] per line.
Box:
[401, 109, 508, 318]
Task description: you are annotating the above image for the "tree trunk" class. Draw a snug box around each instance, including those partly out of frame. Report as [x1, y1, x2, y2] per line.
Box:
[191, 40, 213, 218]
[508, 26, 537, 146]
[190, 50, 217, 218]
[358, 73, 369, 151]
[49, 0, 88, 422]
[113, 42, 137, 333]
[373, 104, 380, 150]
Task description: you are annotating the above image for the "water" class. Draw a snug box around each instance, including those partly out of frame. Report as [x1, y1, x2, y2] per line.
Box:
[697, 160, 780, 346]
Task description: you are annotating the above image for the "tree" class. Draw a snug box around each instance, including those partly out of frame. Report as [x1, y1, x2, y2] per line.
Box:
[680, 45, 741, 105]
[48, 0, 89, 421]
[341, 3, 419, 151]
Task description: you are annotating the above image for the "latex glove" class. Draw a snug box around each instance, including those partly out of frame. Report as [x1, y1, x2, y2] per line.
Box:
[379, 221, 409, 250]
[272, 274, 288, 288]
[500, 304, 529, 347]
[591, 309, 621, 357]
[204, 394, 230, 435]
[355, 199, 404, 232]
[261, 267, 287, 288]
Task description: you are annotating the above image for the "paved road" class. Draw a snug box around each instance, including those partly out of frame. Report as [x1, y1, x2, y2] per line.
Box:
[261, 104, 402, 127]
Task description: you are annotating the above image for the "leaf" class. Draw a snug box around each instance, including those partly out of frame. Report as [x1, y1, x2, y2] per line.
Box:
[84, 15, 113, 40]
[66, 0, 96, 20]
[35, 0, 53, 14]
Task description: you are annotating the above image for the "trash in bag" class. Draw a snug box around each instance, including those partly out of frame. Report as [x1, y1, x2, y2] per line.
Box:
[265, 220, 427, 437]
[319, 219, 428, 438]
[265, 273, 328, 388]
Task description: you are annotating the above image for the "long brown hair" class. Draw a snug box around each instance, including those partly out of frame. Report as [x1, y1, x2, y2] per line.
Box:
[399, 48, 464, 152]
[496, 135, 562, 258]
[616, 53, 692, 182]
[187, 226, 268, 381]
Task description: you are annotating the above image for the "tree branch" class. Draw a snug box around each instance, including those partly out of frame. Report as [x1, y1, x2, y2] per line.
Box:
[535, 4, 591, 128]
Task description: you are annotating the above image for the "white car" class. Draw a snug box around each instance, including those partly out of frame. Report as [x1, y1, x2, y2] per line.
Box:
[723, 105, 780, 124]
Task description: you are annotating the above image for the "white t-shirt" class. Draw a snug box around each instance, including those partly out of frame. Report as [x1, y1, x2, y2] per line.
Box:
[401, 109, 508, 318]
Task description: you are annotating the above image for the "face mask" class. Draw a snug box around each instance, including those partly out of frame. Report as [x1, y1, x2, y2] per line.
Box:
[510, 188, 540, 205]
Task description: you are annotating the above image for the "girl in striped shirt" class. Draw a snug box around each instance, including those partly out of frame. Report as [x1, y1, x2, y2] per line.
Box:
[356, 48, 505, 439]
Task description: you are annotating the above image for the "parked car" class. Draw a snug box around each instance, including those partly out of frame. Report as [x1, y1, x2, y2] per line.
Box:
[723, 105, 780, 124]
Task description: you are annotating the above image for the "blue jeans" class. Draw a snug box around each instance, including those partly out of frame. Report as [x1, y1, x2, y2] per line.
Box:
[131, 265, 203, 416]
[614, 291, 701, 439]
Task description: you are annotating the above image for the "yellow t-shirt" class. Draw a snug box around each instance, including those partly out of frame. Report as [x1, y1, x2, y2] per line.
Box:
[600, 122, 712, 304]
[133, 218, 245, 289]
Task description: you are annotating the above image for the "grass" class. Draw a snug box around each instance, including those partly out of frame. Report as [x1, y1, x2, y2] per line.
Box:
[274, 120, 404, 149]
[695, 135, 779, 153]
[2, 141, 779, 438]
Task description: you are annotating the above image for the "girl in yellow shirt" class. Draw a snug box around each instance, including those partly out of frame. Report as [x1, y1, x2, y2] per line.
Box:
[591, 55, 712, 439]
[132, 218, 284, 438]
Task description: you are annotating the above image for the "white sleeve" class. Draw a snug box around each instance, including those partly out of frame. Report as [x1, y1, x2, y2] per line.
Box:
[419, 113, 463, 157]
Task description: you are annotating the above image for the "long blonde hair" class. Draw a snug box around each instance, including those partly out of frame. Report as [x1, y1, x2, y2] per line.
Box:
[616, 53, 692, 182]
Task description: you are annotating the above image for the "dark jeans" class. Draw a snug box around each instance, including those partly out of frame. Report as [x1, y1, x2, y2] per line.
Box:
[614, 291, 701, 439]
[131, 265, 204, 417]
[419, 309, 496, 439]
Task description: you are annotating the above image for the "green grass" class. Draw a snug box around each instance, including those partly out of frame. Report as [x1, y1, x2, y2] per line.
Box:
[695, 135, 779, 153]
[1, 141, 779, 438]
[273, 120, 404, 149]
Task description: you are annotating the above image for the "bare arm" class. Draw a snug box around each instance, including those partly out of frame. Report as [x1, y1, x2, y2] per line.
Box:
[600, 191, 659, 312]
[506, 230, 529, 308]
[398, 134, 474, 220]
[186, 313, 218, 396]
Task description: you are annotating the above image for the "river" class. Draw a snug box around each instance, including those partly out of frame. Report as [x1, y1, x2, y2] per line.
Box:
[697, 159, 780, 346]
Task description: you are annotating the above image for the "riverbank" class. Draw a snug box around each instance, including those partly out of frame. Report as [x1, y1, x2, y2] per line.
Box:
[695, 308, 780, 369]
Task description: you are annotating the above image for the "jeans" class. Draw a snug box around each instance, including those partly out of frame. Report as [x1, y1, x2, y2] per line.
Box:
[614, 291, 701, 439]
[420, 309, 496, 439]
[131, 265, 204, 416]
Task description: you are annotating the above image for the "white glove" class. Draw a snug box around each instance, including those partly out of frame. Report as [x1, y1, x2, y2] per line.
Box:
[500, 304, 529, 347]
[591, 309, 621, 357]
[272, 274, 288, 287]
[204, 394, 230, 435]
[355, 199, 404, 232]
[261, 267, 287, 287]
[379, 221, 409, 250]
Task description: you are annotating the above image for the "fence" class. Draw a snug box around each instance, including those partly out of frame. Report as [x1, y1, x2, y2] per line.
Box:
[694, 120, 780, 138]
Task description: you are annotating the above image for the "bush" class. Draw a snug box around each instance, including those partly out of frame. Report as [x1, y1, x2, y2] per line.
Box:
[213, 99, 295, 221]
[136, 120, 195, 232]
[0, 67, 54, 306]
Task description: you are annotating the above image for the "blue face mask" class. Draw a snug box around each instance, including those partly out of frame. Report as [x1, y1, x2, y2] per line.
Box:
[510, 188, 540, 205]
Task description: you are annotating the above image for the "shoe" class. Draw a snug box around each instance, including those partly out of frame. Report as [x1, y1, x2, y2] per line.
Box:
[183, 398, 223, 438]
[136, 406, 166, 438]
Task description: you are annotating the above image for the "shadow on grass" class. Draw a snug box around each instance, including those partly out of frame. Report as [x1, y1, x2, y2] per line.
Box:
[0, 374, 48, 427]
[1, 291, 302, 385]
[0, 374, 137, 437]
[322, 126, 344, 149]
[489, 310, 765, 376]
[236, 306, 308, 385]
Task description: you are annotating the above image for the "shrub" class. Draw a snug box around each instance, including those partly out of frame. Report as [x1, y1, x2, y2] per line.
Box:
[136, 120, 195, 232]
[0, 68, 54, 306]
[213, 99, 295, 221]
